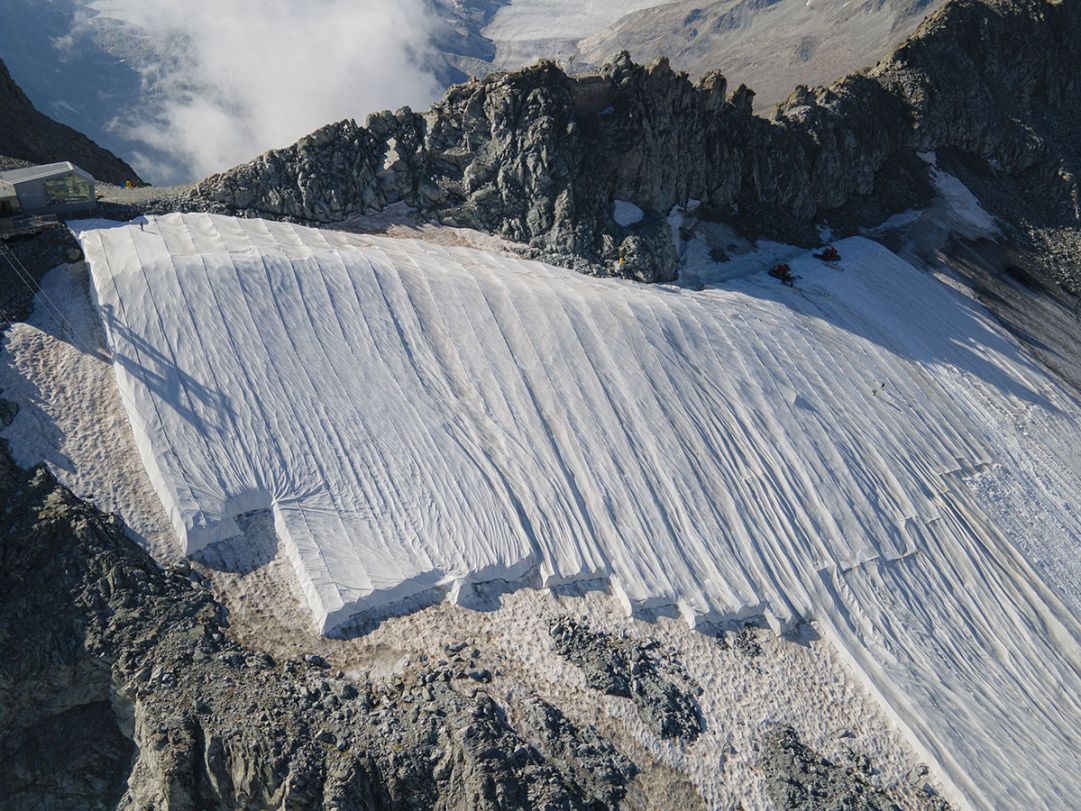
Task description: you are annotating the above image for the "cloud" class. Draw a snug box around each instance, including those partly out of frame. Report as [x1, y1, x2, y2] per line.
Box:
[85, 0, 442, 183]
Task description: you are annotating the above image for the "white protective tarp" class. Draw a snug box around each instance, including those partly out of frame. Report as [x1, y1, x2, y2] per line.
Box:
[76, 213, 1081, 810]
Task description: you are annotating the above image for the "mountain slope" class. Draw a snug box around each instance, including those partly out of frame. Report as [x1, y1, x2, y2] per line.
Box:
[190, 0, 1081, 296]
[0, 0, 947, 183]
[474, 0, 945, 112]
[0, 57, 141, 185]
[576, 0, 944, 109]
[75, 210, 1081, 809]
[478, 0, 671, 68]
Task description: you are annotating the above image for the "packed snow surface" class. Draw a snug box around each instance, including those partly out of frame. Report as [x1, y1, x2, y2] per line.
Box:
[76, 213, 1081, 809]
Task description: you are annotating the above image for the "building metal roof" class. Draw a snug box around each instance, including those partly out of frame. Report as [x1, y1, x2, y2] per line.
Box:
[0, 161, 94, 185]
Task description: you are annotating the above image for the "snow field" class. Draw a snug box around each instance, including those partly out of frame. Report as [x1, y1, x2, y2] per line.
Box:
[75, 213, 1081, 809]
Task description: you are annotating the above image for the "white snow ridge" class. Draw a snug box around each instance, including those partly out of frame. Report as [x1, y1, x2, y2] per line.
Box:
[76, 213, 1081, 809]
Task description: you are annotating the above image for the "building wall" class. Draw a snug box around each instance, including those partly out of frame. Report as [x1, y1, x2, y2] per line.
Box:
[13, 171, 95, 215]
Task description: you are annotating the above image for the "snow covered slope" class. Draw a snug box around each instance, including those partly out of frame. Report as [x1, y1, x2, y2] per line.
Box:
[76, 213, 1081, 808]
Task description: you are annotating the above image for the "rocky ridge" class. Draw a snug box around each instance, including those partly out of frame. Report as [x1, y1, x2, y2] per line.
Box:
[548, 617, 703, 742]
[192, 0, 1081, 288]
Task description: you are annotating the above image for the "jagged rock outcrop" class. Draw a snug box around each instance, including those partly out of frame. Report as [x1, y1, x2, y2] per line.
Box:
[193, 0, 1081, 285]
[195, 55, 916, 282]
[193, 54, 900, 281]
[872, 0, 1080, 177]
[872, 0, 1081, 292]
[548, 617, 703, 742]
[758, 725, 950, 810]
[0, 58, 142, 186]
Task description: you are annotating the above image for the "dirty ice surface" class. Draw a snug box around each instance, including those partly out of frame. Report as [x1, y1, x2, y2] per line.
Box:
[75, 213, 1081, 809]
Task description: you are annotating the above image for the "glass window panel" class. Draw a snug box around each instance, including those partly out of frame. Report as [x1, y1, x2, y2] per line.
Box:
[43, 174, 93, 206]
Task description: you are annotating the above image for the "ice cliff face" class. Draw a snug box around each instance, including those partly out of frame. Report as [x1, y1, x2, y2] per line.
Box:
[193, 0, 1081, 287]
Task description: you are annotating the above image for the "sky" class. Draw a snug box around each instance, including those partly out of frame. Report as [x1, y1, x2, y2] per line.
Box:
[73, 0, 443, 182]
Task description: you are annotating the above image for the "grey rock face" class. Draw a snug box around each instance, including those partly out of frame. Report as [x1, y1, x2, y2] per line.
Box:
[872, 0, 1081, 293]
[549, 616, 703, 742]
[191, 0, 1081, 288]
[872, 0, 1076, 175]
[758, 725, 952, 811]
[194, 55, 914, 283]
[0, 441, 641, 810]
[514, 696, 638, 808]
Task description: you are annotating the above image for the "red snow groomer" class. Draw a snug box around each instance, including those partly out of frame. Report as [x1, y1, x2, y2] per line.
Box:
[768, 263, 797, 286]
[814, 245, 841, 262]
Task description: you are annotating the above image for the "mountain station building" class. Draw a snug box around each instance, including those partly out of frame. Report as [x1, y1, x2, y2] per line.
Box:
[0, 162, 96, 216]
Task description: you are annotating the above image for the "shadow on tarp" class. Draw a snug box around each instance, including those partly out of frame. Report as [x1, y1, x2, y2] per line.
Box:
[96, 302, 237, 433]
